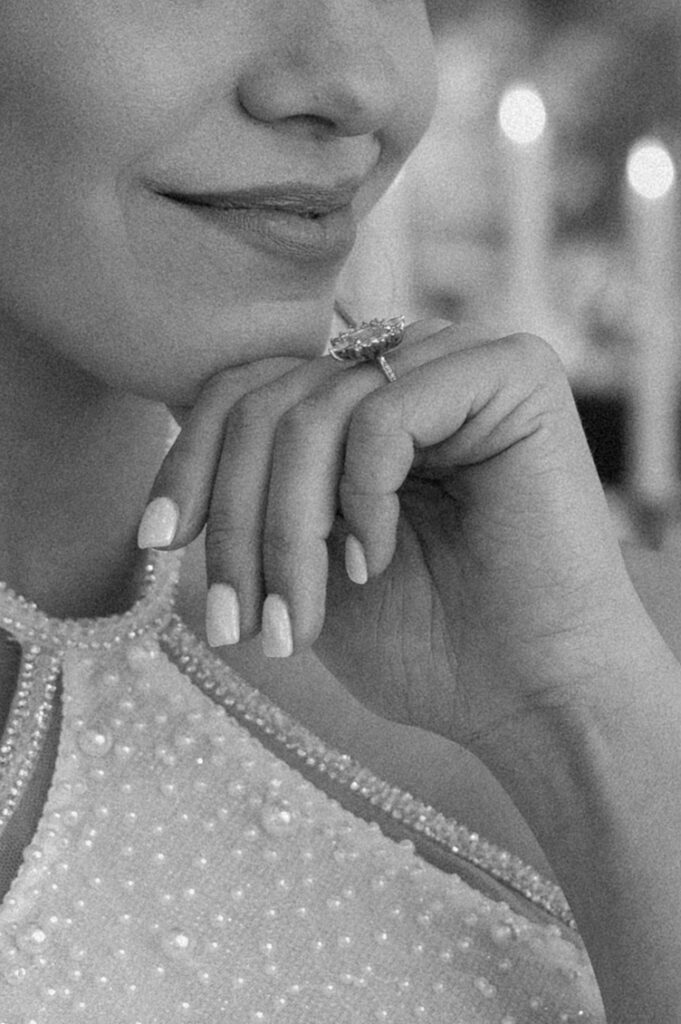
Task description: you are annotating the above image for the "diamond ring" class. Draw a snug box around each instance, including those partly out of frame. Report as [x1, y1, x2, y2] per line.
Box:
[328, 315, 405, 383]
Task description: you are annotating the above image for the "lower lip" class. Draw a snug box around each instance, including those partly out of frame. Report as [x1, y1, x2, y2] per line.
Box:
[164, 197, 358, 264]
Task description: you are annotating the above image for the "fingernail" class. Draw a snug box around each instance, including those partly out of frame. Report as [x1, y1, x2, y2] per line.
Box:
[261, 594, 293, 658]
[345, 534, 368, 585]
[137, 497, 179, 549]
[205, 584, 240, 647]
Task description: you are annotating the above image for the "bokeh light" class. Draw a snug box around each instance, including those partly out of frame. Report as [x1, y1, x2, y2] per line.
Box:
[626, 139, 676, 200]
[498, 85, 547, 146]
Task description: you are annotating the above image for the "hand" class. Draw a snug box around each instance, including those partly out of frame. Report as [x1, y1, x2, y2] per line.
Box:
[142, 322, 681, 1024]
[141, 320, 649, 751]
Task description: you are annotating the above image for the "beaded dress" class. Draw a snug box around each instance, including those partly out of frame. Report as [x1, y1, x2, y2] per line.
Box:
[0, 550, 605, 1023]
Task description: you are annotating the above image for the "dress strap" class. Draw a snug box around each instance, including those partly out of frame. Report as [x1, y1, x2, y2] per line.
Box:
[161, 614, 576, 931]
[0, 548, 183, 843]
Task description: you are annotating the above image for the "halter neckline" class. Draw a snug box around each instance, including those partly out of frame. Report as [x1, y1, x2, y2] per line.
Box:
[0, 545, 576, 932]
[0, 549, 183, 652]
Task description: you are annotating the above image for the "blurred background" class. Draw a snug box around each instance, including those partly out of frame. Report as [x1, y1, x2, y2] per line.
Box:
[340, 0, 681, 548]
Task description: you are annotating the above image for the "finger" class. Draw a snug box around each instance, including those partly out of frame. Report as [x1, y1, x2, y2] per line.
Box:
[137, 358, 302, 550]
[258, 389, 349, 651]
[256, 321, 467, 652]
[203, 354, 353, 641]
[138, 317, 455, 551]
[202, 319, 454, 643]
[339, 332, 580, 576]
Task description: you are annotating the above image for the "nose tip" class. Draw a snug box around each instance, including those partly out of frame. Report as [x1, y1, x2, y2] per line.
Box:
[237, 23, 399, 138]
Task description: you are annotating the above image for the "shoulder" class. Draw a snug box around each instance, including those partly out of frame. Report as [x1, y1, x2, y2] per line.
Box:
[622, 541, 681, 659]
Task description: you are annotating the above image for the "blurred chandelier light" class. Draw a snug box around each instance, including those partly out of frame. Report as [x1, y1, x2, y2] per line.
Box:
[627, 138, 676, 200]
[498, 85, 547, 146]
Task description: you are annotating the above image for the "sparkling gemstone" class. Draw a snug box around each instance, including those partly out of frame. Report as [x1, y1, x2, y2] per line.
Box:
[329, 316, 405, 363]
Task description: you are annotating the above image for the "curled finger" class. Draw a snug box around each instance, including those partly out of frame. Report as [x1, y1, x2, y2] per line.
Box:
[136, 358, 302, 551]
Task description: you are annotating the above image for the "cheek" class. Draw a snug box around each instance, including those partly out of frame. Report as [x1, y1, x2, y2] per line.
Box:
[0, 1, 213, 156]
[0, 6, 165, 337]
[0, 3, 243, 402]
[389, 12, 438, 161]
[0, 0, 228, 267]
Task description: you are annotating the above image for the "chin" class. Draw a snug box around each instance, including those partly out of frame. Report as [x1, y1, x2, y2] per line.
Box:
[99, 294, 337, 409]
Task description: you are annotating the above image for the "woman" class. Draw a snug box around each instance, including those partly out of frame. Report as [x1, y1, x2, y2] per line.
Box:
[1, 1, 680, 1020]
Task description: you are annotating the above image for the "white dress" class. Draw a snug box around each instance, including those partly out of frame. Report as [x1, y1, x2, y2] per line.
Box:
[0, 550, 605, 1023]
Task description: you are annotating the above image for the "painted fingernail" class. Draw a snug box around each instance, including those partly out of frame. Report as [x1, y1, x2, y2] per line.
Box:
[345, 534, 368, 585]
[205, 584, 240, 647]
[261, 594, 293, 658]
[137, 497, 179, 549]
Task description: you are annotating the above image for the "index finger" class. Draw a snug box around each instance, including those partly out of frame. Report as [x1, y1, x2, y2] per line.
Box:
[138, 357, 304, 549]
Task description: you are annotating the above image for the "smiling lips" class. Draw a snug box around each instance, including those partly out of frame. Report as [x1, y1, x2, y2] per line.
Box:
[157, 181, 361, 262]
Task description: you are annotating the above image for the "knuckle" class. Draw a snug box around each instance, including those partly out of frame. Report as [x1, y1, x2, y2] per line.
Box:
[205, 510, 251, 566]
[338, 473, 370, 505]
[349, 390, 399, 443]
[276, 400, 318, 440]
[506, 332, 564, 376]
[262, 528, 299, 568]
[403, 317, 451, 346]
[275, 393, 333, 446]
[227, 391, 273, 439]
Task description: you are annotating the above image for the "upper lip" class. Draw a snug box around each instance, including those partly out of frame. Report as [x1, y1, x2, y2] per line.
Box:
[155, 179, 363, 216]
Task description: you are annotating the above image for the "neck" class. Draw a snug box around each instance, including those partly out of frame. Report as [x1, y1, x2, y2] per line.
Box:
[0, 321, 171, 620]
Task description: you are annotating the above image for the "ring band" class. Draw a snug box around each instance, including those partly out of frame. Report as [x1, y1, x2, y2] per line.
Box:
[376, 354, 397, 383]
[328, 315, 405, 383]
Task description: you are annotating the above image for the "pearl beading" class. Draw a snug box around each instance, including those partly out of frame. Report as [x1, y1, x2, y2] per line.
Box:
[0, 549, 573, 930]
[160, 615, 575, 930]
[0, 549, 605, 1023]
[0, 551, 181, 841]
[0, 551, 181, 652]
[0, 646, 60, 838]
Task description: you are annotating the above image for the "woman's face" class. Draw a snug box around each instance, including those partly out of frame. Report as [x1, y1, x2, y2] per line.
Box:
[0, 0, 436, 405]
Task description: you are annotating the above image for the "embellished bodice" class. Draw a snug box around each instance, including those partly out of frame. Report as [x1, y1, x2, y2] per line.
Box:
[0, 552, 605, 1022]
